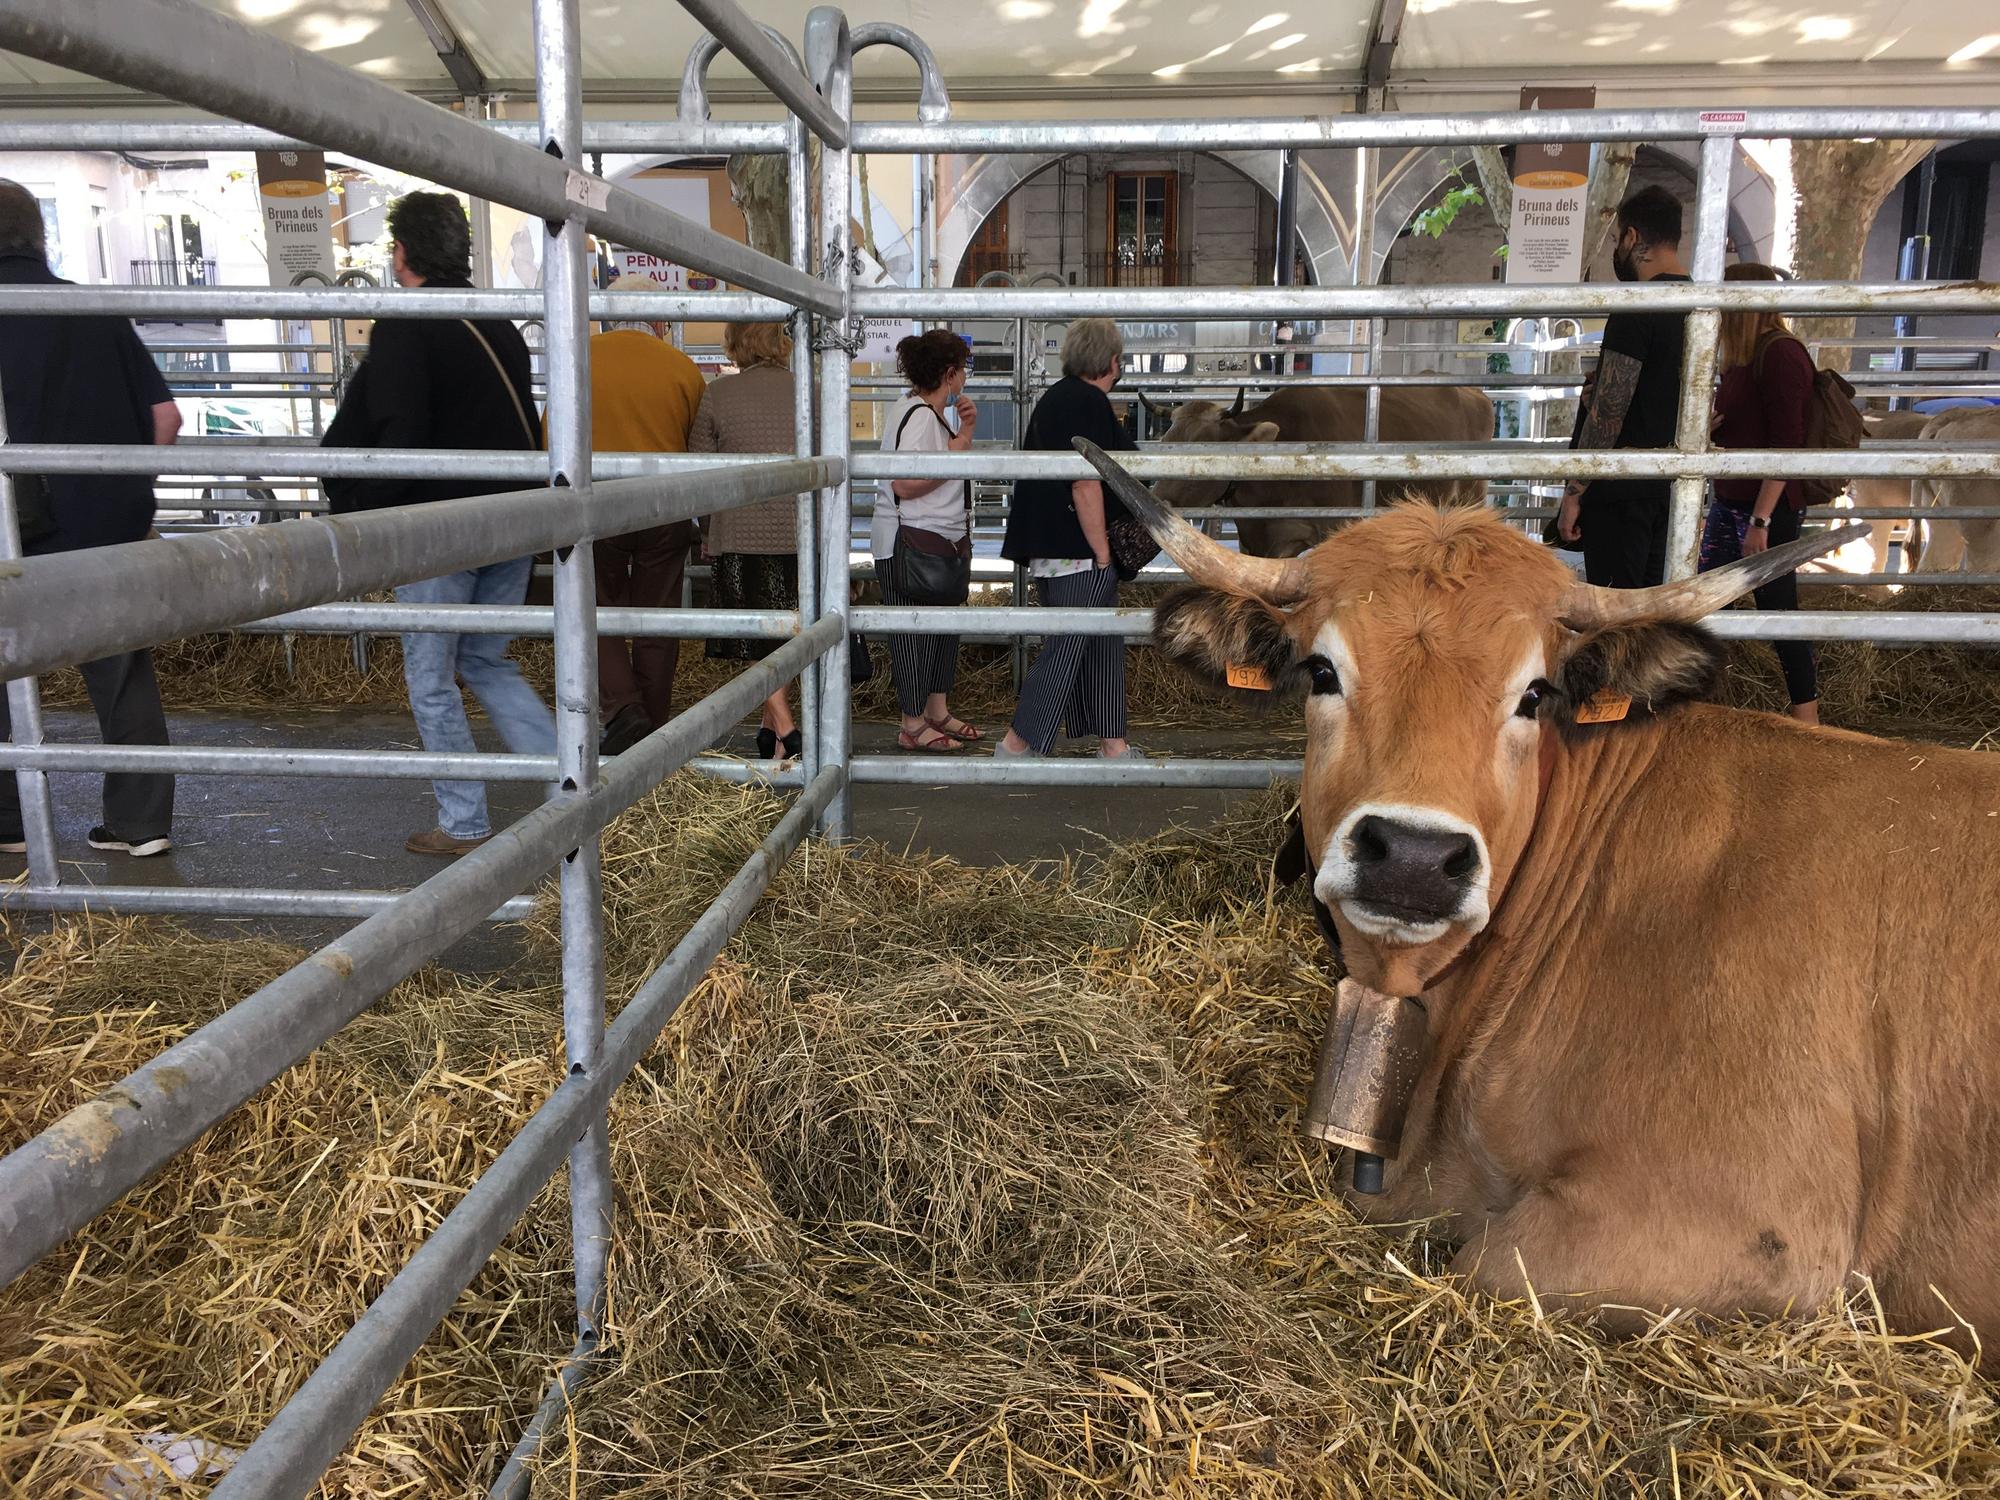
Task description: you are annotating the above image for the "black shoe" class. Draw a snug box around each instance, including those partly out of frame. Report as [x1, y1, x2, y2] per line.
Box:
[755, 727, 779, 761]
[598, 703, 653, 758]
[88, 825, 171, 857]
[781, 729, 802, 762]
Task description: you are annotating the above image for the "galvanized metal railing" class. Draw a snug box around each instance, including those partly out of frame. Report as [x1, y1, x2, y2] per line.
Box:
[3, 3, 2000, 1491]
[0, 0, 855, 1494]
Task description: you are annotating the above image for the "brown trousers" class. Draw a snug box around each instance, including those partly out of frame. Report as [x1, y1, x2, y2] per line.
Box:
[594, 520, 694, 726]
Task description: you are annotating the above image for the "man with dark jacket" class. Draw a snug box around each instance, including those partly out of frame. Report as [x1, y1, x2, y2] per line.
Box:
[323, 190, 554, 856]
[0, 180, 181, 859]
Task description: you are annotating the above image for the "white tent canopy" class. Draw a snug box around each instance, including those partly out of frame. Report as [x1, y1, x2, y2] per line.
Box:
[1, 0, 1995, 103]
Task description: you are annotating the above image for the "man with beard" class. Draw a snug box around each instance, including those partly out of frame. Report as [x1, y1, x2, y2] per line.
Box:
[1556, 185, 1690, 587]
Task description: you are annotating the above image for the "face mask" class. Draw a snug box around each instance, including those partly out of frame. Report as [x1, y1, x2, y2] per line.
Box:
[1612, 236, 1639, 282]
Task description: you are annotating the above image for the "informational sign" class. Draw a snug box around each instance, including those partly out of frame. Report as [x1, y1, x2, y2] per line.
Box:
[1504, 87, 1595, 285]
[609, 176, 716, 292]
[1114, 320, 1189, 350]
[254, 149, 335, 287]
[857, 317, 918, 364]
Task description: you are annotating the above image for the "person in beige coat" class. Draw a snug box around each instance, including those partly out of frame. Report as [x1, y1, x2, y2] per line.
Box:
[694, 321, 805, 760]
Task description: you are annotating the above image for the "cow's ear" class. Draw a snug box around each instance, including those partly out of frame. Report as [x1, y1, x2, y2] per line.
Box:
[1153, 584, 1302, 706]
[1550, 620, 1724, 731]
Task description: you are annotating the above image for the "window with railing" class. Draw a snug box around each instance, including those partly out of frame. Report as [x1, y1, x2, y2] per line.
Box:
[129, 257, 220, 286]
[1106, 172, 1177, 286]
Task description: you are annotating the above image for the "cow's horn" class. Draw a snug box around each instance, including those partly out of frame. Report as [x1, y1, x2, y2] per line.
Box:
[1133, 388, 1167, 419]
[1229, 386, 1248, 417]
[1073, 438, 1311, 604]
[1556, 521, 1871, 631]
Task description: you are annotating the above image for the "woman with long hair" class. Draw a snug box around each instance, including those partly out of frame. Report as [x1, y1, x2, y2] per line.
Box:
[1706, 261, 1821, 724]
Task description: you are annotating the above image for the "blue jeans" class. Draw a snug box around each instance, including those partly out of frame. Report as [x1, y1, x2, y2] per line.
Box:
[396, 557, 556, 839]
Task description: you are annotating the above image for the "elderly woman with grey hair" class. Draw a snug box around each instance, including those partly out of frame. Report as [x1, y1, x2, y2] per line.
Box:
[996, 317, 1139, 759]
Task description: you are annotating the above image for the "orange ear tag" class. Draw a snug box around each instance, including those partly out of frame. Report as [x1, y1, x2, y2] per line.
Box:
[1574, 689, 1632, 725]
[1225, 662, 1274, 692]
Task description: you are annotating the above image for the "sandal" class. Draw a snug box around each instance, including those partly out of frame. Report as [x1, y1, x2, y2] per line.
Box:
[926, 715, 983, 743]
[898, 726, 963, 753]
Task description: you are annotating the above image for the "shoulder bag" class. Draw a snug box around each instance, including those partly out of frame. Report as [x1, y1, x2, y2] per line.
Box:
[887, 400, 972, 606]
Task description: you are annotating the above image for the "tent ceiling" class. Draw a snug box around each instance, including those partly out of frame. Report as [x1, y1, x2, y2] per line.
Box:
[0, 0, 1994, 94]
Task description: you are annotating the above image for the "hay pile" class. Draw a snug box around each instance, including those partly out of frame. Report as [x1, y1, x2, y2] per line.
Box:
[4, 779, 1997, 1496]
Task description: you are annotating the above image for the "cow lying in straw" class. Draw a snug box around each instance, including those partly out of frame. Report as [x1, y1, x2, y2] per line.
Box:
[1077, 436, 2000, 1351]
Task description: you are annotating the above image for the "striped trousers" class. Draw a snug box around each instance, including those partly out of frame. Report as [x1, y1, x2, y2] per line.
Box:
[878, 572, 961, 717]
[1010, 564, 1127, 753]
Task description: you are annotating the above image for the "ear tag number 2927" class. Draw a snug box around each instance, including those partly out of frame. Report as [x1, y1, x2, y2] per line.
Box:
[1575, 689, 1632, 724]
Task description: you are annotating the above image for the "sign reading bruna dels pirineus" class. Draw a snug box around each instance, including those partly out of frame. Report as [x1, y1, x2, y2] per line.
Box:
[254, 149, 336, 287]
[1504, 86, 1595, 285]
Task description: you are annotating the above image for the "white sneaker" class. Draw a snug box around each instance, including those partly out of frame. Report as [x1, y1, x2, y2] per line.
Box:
[993, 739, 1037, 758]
[88, 825, 172, 857]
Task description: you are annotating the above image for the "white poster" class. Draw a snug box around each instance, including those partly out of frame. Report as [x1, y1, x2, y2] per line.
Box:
[857, 317, 918, 364]
[254, 149, 335, 287]
[1504, 87, 1595, 286]
[610, 176, 715, 291]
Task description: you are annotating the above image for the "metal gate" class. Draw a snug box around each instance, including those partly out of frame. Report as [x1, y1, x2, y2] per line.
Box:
[0, 1, 1997, 1492]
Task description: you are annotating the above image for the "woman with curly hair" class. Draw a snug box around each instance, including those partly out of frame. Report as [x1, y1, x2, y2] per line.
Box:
[873, 328, 979, 752]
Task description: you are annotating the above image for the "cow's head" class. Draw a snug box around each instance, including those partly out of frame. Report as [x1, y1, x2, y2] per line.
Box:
[1077, 438, 1860, 995]
[1140, 389, 1279, 510]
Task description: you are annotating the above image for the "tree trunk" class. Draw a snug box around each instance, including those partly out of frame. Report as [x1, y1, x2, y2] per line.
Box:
[1744, 137, 1933, 370]
[727, 153, 793, 264]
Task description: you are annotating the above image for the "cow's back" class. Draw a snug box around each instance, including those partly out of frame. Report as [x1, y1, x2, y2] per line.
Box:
[1231, 383, 1494, 555]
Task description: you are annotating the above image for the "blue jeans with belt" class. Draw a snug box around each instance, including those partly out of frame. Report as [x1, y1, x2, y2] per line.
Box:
[396, 556, 557, 838]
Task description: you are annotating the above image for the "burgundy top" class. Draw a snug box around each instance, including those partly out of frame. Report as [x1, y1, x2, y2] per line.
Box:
[1712, 332, 1815, 510]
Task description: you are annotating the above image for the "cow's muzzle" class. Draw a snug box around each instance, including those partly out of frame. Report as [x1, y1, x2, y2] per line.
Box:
[1322, 805, 1490, 941]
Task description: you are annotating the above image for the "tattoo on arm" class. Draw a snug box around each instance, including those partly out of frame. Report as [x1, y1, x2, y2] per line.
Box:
[1576, 350, 1641, 451]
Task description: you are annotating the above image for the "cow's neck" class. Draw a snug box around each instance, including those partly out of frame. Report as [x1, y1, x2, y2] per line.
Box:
[1423, 721, 1670, 1073]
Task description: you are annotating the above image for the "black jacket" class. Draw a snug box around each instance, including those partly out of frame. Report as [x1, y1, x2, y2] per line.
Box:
[322, 276, 539, 512]
[1001, 376, 1138, 563]
[0, 251, 171, 552]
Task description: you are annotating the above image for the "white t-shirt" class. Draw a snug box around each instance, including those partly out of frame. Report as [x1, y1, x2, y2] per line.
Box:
[871, 393, 969, 561]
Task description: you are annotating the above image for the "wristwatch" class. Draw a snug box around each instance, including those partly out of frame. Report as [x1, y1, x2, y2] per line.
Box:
[1748, 514, 1771, 530]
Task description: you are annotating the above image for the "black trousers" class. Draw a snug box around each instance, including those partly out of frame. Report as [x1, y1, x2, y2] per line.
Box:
[1010, 565, 1127, 753]
[1581, 482, 1669, 589]
[0, 649, 174, 840]
[1700, 499, 1819, 705]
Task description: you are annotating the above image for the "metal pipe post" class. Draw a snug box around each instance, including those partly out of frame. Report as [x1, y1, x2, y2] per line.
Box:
[1273, 147, 1299, 375]
[1893, 149, 1938, 409]
[811, 8, 857, 839]
[790, 115, 822, 791]
[678, 0, 849, 147]
[533, 0, 613, 1344]
[0, 379, 58, 891]
[1669, 135, 1733, 580]
[1353, 144, 1382, 510]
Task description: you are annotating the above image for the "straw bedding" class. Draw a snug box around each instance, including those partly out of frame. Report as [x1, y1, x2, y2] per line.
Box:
[4, 776, 1996, 1497]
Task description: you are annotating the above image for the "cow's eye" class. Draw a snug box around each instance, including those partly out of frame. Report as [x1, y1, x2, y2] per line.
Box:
[1304, 655, 1342, 696]
[1514, 679, 1552, 719]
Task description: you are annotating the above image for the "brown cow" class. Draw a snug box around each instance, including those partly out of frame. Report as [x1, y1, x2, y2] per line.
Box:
[1142, 384, 1495, 559]
[1078, 436, 2000, 1351]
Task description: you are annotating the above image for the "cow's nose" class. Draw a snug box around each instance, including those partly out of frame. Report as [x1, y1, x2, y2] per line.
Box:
[1346, 814, 1481, 922]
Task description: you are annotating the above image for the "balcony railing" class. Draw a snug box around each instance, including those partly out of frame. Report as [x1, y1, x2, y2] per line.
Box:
[129, 256, 220, 286]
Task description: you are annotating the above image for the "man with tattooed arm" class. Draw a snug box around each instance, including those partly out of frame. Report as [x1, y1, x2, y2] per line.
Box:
[1557, 185, 1690, 587]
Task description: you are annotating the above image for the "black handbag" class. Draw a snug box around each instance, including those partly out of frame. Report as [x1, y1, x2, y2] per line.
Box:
[1106, 508, 1159, 581]
[889, 523, 971, 606]
[887, 401, 972, 605]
